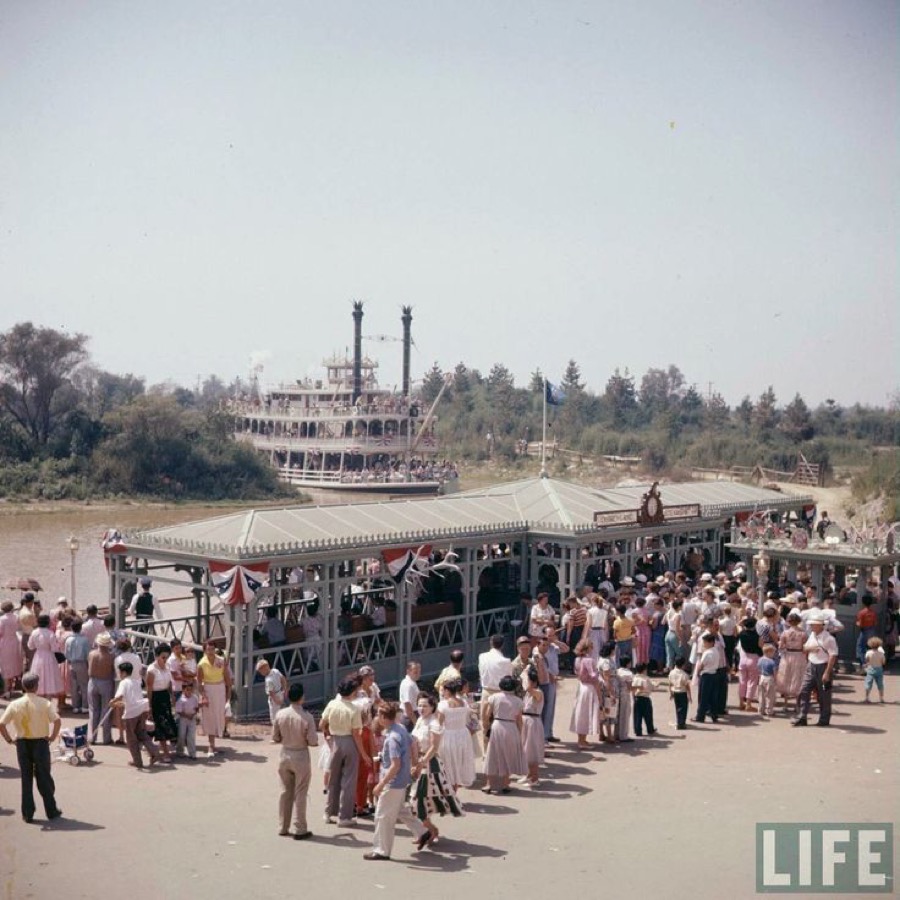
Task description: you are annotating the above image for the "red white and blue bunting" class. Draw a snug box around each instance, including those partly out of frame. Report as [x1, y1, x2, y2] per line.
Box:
[209, 560, 270, 606]
[382, 545, 432, 583]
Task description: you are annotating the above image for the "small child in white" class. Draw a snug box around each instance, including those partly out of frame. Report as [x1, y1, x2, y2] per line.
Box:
[757, 644, 779, 717]
[257, 659, 287, 726]
[175, 682, 200, 758]
[668, 656, 692, 730]
[864, 637, 886, 703]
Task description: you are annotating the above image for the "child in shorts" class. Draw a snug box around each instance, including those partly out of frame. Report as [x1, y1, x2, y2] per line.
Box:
[757, 644, 779, 717]
[864, 637, 886, 704]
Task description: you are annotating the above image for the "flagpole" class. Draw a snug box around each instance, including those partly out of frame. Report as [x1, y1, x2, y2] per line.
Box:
[541, 377, 548, 478]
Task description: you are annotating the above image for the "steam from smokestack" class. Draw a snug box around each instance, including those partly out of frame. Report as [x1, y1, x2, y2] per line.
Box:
[352, 301, 363, 402]
[401, 306, 412, 398]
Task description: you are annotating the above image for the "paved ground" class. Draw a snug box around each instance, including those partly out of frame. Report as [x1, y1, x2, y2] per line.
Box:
[1, 667, 897, 900]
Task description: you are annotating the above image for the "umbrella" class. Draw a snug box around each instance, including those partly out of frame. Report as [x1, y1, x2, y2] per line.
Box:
[3, 577, 42, 592]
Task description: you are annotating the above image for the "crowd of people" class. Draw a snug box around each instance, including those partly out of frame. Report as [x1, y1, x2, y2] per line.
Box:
[269, 563, 894, 860]
[0, 562, 894, 847]
[0, 585, 243, 821]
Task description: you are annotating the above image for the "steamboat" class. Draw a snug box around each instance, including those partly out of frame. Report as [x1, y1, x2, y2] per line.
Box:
[231, 304, 453, 494]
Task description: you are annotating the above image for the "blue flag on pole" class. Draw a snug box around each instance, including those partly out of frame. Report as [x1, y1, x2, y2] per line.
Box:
[545, 381, 566, 406]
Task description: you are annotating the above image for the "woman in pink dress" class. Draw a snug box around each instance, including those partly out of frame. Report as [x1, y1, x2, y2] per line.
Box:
[631, 598, 652, 667]
[28, 614, 64, 698]
[569, 638, 602, 748]
[55, 614, 74, 707]
[0, 600, 24, 695]
[777, 611, 807, 707]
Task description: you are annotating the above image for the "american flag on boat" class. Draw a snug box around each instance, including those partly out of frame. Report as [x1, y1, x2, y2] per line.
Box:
[209, 560, 270, 605]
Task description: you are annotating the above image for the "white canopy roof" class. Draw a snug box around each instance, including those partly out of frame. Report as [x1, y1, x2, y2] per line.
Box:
[123, 476, 810, 561]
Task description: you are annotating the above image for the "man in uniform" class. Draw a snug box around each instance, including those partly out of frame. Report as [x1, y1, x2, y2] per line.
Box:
[0, 672, 63, 823]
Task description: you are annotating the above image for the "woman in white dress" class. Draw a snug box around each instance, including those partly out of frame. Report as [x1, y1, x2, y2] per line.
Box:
[437, 679, 476, 789]
[569, 638, 602, 748]
[28, 614, 63, 699]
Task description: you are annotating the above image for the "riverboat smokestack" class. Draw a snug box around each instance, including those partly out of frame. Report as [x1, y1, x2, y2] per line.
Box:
[352, 301, 363, 402]
[401, 305, 412, 397]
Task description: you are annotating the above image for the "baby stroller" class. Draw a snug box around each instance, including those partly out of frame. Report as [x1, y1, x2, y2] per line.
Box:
[58, 724, 95, 766]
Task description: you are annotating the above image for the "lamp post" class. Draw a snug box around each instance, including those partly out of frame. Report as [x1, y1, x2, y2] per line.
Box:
[753, 548, 770, 601]
[68, 535, 80, 610]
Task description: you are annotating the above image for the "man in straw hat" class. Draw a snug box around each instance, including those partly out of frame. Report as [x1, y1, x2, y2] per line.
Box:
[87, 632, 116, 744]
[791, 610, 838, 727]
[0, 672, 63, 823]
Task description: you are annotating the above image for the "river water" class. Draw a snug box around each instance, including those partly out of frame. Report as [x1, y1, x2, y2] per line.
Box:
[0, 504, 248, 608]
[0, 488, 393, 609]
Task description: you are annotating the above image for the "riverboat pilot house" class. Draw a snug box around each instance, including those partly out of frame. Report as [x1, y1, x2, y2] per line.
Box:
[106, 477, 812, 717]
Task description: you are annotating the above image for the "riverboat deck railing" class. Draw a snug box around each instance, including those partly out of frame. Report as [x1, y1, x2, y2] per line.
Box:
[229, 400, 416, 419]
[236, 433, 437, 453]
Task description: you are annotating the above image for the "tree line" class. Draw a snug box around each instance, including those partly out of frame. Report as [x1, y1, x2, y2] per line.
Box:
[0, 322, 896, 505]
[419, 359, 900, 485]
[0, 323, 289, 500]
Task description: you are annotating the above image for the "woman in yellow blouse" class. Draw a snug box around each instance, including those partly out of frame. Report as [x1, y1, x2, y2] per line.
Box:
[196, 640, 232, 759]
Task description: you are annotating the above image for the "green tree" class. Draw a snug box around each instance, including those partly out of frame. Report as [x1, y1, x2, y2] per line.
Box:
[421, 363, 445, 404]
[638, 365, 685, 416]
[678, 385, 704, 429]
[781, 393, 814, 442]
[453, 363, 472, 394]
[0, 323, 89, 448]
[561, 359, 583, 393]
[74, 366, 145, 419]
[603, 368, 637, 425]
[703, 392, 730, 429]
[753, 386, 778, 435]
[735, 395, 754, 428]
[529, 368, 544, 393]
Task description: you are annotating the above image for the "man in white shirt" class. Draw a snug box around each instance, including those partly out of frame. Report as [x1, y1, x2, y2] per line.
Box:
[477, 633, 512, 727]
[397, 661, 421, 731]
[681, 592, 701, 629]
[80, 605, 105, 647]
[792, 612, 839, 727]
[112, 661, 159, 769]
[586, 596, 609, 662]
[477, 634, 512, 694]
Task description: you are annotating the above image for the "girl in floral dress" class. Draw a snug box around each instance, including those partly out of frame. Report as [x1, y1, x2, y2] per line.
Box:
[411, 693, 462, 848]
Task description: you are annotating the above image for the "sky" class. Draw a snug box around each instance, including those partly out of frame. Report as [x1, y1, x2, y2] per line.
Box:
[1, 1, 897, 408]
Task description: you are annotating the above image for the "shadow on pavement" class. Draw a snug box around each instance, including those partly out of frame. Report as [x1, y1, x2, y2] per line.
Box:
[456, 801, 517, 815]
[525, 781, 591, 798]
[403, 837, 506, 872]
[42, 817, 105, 832]
[832, 723, 886, 734]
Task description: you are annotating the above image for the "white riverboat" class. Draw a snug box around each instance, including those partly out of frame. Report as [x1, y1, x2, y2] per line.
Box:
[231, 305, 454, 494]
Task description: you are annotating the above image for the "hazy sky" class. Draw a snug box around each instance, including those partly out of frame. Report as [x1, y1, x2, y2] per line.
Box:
[2, 1, 897, 408]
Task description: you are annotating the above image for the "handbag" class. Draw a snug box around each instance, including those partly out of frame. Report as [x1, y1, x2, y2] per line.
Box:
[55, 652, 66, 664]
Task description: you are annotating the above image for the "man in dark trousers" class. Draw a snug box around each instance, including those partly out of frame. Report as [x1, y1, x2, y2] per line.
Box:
[0, 672, 63, 823]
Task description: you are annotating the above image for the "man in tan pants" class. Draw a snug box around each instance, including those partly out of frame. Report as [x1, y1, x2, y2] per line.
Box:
[272, 682, 318, 839]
